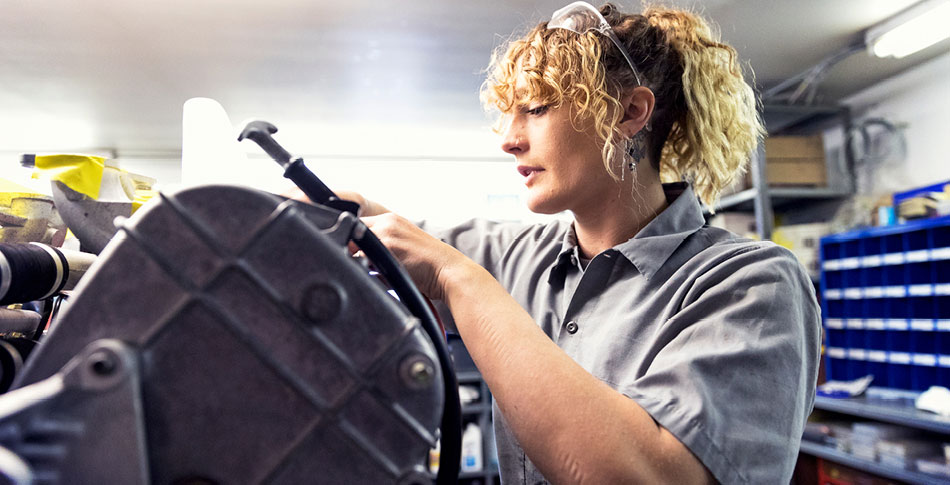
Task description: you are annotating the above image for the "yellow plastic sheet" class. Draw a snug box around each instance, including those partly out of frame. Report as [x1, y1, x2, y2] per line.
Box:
[0, 178, 47, 209]
[132, 189, 157, 213]
[34, 154, 105, 200]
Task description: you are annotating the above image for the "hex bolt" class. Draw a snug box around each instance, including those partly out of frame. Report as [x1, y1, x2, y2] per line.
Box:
[410, 361, 432, 382]
[300, 282, 344, 324]
[399, 354, 435, 390]
[89, 351, 116, 376]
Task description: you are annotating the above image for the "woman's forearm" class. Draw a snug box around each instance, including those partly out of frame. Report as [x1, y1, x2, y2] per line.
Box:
[441, 261, 711, 484]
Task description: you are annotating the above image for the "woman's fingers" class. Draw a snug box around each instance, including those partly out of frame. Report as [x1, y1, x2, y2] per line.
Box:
[281, 188, 373, 217]
[360, 213, 450, 299]
[281, 186, 310, 202]
[334, 190, 368, 210]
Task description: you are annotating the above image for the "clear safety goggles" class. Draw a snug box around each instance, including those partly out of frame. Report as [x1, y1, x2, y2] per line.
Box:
[548, 1, 642, 86]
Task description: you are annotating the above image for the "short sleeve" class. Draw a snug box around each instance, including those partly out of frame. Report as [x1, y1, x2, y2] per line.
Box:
[626, 243, 821, 484]
[417, 218, 532, 279]
[416, 218, 536, 332]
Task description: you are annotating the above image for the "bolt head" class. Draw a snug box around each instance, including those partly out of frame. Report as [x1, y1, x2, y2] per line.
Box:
[410, 361, 433, 382]
[89, 350, 116, 376]
[300, 282, 344, 324]
[400, 354, 436, 390]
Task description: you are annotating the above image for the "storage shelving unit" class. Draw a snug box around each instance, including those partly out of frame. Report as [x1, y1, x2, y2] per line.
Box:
[715, 186, 853, 213]
[799, 396, 950, 484]
[709, 103, 854, 240]
[813, 396, 950, 435]
[763, 103, 849, 134]
[799, 441, 947, 484]
[795, 215, 950, 483]
[449, 336, 499, 484]
[819, 215, 950, 390]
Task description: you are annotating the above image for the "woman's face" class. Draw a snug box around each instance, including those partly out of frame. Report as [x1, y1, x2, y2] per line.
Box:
[501, 94, 620, 215]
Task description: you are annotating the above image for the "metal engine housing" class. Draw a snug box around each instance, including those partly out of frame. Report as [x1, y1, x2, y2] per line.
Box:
[3, 185, 443, 484]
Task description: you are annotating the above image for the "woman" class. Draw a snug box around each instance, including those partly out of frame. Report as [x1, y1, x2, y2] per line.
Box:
[329, 2, 820, 483]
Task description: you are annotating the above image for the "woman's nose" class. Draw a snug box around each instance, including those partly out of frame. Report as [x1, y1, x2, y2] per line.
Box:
[501, 129, 527, 155]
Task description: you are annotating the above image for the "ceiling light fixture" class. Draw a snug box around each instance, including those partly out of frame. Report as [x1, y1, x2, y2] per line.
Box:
[866, 0, 950, 58]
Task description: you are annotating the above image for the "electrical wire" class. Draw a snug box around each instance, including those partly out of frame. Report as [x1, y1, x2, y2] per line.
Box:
[846, 117, 907, 193]
[763, 43, 865, 105]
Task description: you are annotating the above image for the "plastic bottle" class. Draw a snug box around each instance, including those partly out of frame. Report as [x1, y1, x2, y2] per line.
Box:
[461, 423, 483, 472]
[429, 438, 440, 474]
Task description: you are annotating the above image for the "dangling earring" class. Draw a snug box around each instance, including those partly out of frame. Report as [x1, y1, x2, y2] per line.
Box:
[625, 132, 647, 173]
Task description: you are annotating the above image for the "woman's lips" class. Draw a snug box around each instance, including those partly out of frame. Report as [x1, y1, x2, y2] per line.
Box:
[517, 166, 544, 187]
[517, 165, 544, 177]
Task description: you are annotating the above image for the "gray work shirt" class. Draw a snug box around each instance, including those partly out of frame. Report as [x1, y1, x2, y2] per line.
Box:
[426, 183, 821, 484]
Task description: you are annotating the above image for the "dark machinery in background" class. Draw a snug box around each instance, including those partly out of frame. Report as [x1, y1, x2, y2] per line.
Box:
[0, 122, 462, 484]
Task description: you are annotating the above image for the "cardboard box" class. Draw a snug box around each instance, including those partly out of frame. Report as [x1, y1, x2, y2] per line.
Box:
[763, 135, 827, 186]
[721, 135, 829, 194]
[765, 161, 827, 186]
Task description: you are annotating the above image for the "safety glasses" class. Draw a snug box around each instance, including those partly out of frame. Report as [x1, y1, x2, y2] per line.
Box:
[548, 1, 642, 85]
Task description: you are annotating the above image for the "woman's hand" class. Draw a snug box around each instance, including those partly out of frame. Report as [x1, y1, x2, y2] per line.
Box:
[281, 187, 389, 217]
[280, 188, 454, 296]
[361, 213, 469, 300]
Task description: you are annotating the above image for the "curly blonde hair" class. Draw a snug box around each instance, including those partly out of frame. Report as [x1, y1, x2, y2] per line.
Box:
[480, 3, 765, 207]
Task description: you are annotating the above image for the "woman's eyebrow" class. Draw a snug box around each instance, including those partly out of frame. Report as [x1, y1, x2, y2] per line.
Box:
[511, 87, 530, 101]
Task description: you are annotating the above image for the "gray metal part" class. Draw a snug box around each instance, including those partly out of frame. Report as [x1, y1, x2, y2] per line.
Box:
[14, 185, 444, 484]
[49, 181, 131, 255]
[0, 339, 148, 485]
[0, 309, 41, 335]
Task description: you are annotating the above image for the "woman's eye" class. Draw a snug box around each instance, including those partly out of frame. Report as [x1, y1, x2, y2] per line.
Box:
[524, 105, 549, 116]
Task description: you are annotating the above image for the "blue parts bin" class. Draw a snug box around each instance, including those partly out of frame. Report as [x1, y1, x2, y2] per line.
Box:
[820, 215, 950, 391]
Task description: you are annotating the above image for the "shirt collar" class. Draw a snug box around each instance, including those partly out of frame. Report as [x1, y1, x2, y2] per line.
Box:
[547, 224, 581, 287]
[617, 182, 706, 280]
[548, 182, 705, 285]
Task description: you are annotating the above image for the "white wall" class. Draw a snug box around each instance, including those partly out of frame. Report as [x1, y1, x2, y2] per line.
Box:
[117, 121, 566, 227]
[4, 120, 567, 227]
[177, 121, 568, 226]
[19, 52, 945, 229]
[842, 50, 950, 194]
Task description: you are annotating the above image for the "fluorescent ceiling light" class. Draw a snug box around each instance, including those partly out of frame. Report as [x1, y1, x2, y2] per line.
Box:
[867, 0, 950, 58]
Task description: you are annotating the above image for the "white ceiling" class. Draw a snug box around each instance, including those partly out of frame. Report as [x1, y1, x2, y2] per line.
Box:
[1, 0, 948, 158]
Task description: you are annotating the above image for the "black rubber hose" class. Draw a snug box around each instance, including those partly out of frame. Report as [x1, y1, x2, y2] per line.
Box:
[0, 243, 70, 306]
[261, 145, 462, 484]
[352, 226, 462, 484]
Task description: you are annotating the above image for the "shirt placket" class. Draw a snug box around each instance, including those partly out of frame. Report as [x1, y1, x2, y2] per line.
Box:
[556, 250, 617, 355]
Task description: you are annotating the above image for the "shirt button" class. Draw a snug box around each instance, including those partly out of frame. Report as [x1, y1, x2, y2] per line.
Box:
[566, 321, 579, 334]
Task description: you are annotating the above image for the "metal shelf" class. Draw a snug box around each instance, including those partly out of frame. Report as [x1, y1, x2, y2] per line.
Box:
[451, 339, 497, 484]
[763, 103, 846, 134]
[456, 371, 483, 383]
[458, 466, 500, 481]
[799, 440, 948, 484]
[813, 396, 950, 434]
[462, 403, 491, 415]
[710, 186, 851, 213]
[712, 188, 756, 212]
[708, 103, 853, 239]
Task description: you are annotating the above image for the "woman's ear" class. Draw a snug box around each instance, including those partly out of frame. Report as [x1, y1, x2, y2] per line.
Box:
[618, 86, 655, 137]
